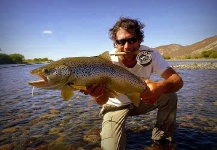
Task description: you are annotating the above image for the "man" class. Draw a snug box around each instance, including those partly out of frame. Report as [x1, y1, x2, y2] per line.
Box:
[83, 17, 183, 150]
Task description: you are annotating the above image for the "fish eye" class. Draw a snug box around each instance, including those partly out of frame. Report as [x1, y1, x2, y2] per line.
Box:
[42, 68, 49, 73]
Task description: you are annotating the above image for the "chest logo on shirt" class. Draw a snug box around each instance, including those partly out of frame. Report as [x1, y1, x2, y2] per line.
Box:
[136, 51, 152, 66]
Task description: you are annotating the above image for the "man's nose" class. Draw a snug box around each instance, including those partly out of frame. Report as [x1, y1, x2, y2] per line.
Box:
[124, 41, 130, 47]
[123, 41, 132, 51]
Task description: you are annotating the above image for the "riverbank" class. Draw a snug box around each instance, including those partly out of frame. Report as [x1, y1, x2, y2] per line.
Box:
[171, 62, 217, 69]
[165, 59, 217, 69]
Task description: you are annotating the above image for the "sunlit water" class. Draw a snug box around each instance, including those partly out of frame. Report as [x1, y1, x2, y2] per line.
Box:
[0, 61, 216, 150]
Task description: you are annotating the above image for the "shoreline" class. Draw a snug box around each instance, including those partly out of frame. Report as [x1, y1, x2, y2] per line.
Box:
[166, 59, 217, 62]
[0, 60, 217, 70]
[170, 62, 217, 69]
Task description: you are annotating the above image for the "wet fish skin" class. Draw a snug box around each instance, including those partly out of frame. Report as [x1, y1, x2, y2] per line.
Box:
[28, 51, 147, 106]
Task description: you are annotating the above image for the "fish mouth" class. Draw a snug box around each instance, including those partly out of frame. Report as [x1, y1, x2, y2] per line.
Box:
[28, 73, 49, 87]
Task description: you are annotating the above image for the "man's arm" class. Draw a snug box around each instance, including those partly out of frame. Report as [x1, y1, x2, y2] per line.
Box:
[141, 67, 183, 104]
[160, 67, 183, 93]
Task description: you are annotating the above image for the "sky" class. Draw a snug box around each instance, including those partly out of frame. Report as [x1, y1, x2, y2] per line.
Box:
[0, 0, 217, 60]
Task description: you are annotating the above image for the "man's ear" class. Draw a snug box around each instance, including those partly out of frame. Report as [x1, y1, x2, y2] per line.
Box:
[113, 42, 117, 48]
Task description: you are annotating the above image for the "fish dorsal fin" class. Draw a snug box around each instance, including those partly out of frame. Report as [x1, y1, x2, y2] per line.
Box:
[98, 51, 112, 62]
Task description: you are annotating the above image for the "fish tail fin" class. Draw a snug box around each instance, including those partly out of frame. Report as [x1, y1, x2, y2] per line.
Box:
[126, 93, 141, 107]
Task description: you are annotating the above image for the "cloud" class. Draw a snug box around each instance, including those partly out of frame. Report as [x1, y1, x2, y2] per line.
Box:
[42, 30, 53, 34]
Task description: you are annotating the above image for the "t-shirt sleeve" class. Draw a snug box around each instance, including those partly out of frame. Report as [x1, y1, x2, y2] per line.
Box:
[152, 49, 170, 75]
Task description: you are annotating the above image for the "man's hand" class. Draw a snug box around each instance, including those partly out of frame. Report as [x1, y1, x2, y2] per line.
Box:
[82, 83, 106, 97]
[80, 83, 107, 105]
[140, 79, 165, 104]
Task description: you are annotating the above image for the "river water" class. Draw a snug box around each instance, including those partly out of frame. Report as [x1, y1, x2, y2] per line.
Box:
[0, 61, 217, 150]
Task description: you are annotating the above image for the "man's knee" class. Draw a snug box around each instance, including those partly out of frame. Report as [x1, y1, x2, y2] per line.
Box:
[158, 93, 177, 107]
[101, 114, 126, 150]
[101, 119, 118, 149]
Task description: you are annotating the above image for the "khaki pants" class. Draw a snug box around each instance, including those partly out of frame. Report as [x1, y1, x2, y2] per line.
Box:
[100, 93, 178, 150]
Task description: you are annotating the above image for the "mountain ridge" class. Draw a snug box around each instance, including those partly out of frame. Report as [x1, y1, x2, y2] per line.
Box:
[154, 35, 217, 59]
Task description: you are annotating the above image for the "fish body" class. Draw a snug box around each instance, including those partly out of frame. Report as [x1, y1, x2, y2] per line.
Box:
[28, 51, 147, 106]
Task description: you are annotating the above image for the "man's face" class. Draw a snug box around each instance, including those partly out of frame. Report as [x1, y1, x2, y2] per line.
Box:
[115, 28, 141, 62]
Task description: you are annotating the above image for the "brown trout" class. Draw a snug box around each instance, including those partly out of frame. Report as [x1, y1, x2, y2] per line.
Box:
[28, 51, 147, 106]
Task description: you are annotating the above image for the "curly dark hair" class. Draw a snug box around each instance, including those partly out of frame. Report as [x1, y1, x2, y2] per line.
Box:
[109, 17, 145, 43]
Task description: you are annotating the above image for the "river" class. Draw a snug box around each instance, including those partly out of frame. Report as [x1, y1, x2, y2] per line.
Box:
[0, 60, 216, 150]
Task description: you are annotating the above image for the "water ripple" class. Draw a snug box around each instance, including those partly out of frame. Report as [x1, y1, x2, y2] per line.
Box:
[0, 63, 216, 149]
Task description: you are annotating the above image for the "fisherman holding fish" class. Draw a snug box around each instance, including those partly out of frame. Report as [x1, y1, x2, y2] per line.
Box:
[83, 17, 183, 149]
[29, 17, 183, 150]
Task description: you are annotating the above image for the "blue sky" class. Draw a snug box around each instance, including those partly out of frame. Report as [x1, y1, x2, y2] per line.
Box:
[0, 0, 217, 60]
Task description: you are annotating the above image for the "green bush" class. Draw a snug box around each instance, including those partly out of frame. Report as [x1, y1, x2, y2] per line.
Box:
[184, 55, 191, 59]
[9, 53, 25, 64]
[162, 55, 171, 59]
[0, 53, 14, 64]
[209, 51, 217, 58]
[0, 52, 52, 64]
[201, 50, 217, 58]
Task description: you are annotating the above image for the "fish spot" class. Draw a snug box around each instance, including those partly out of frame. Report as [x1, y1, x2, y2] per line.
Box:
[67, 82, 74, 86]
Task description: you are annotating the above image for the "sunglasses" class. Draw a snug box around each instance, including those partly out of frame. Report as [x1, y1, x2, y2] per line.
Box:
[116, 36, 138, 46]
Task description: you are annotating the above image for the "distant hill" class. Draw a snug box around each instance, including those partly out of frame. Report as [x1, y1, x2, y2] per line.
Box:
[154, 35, 217, 59]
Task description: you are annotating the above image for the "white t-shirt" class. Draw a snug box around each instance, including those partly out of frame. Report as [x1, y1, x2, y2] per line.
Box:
[106, 45, 170, 106]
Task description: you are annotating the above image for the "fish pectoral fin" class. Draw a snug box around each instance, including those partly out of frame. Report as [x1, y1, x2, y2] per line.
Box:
[61, 86, 74, 101]
[126, 93, 141, 107]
